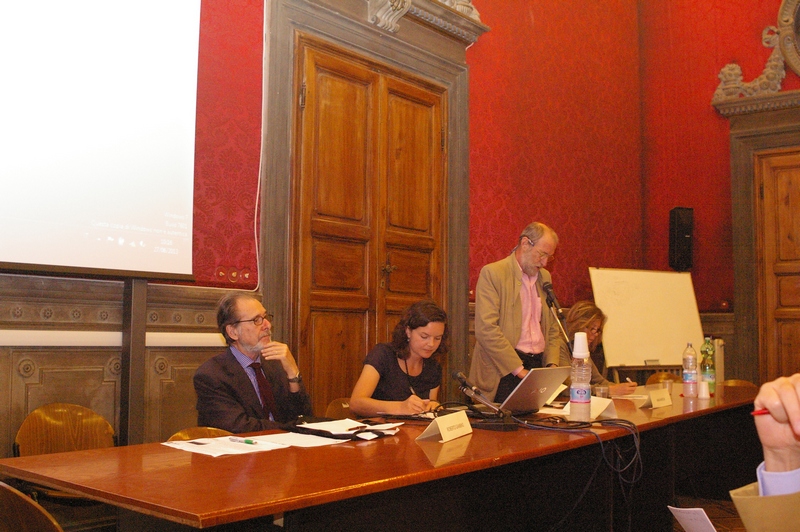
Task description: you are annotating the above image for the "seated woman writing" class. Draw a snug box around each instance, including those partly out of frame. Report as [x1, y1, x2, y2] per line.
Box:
[349, 300, 449, 417]
[560, 300, 637, 396]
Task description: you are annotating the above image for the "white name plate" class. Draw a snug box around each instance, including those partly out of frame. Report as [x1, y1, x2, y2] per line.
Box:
[415, 410, 472, 443]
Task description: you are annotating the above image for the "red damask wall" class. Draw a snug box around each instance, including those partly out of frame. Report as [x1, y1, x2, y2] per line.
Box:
[468, 0, 800, 311]
[640, 0, 800, 311]
[467, 1, 644, 305]
[190, 1, 800, 310]
[192, 0, 263, 288]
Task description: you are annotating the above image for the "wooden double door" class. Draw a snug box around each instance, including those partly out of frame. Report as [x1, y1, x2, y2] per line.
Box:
[756, 146, 800, 382]
[291, 38, 448, 415]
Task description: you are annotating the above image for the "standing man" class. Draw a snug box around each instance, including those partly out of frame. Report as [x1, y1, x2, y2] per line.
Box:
[194, 293, 312, 433]
[469, 222, 566, 403]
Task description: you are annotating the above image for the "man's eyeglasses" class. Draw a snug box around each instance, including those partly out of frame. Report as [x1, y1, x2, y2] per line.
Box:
[233, 313, 273, 327]
[525, 237, 556, 262]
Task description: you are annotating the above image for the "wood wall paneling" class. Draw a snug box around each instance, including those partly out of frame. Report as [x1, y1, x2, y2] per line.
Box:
[3, 347, 121, 455]
[145, 347, 222, 443]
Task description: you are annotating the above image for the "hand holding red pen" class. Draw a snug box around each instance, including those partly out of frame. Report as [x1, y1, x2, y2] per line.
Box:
[751, 373, 800, 473]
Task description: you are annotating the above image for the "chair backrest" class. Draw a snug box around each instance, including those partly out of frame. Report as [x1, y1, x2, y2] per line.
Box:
[168, 426, 232, 441]
[325, 397, 354, 419]
[645, 371, 681, 385]
[0, 481, 64, 532]
[14, 403, 115, 457]
[720, 379, 758, 388]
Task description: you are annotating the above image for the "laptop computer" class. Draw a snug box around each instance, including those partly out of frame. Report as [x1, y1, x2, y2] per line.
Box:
[497, 366, 571, 415]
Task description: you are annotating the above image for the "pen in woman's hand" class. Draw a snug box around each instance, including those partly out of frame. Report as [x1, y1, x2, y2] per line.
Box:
[751, 408, 769, 416]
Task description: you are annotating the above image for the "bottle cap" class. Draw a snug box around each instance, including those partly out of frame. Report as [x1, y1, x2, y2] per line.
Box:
[573, 332, 590, 358]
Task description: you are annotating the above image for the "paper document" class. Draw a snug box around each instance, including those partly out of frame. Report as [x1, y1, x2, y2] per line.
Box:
[296, 419, 403, 441]
[668, 506, 717, 532]
[162, 437, 287, 457]
[255, 432, 350, 448]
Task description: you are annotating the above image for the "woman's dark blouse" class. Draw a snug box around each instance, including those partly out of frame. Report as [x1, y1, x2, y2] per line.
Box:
[364, 343, 442, 401]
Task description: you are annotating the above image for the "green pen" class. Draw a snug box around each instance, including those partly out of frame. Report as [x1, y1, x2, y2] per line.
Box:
[229, 437, 258, 445]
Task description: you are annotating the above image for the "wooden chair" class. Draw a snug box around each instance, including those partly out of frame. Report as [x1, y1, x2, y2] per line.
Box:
[14, 403, 115, 457]
[14, 403, 115, 504]
[325, 397, 354, 419]
[646, 371, 681, 385]
[720, 379, 758, 388]
[0, 480, 64, 532]
[168, 426, 232, 441]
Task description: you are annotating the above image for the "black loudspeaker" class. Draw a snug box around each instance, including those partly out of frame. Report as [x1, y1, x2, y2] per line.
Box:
[669, 207, 693, 271]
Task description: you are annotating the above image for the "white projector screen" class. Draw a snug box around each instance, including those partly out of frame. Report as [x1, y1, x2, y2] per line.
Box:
[589, 267, 705, 368]
[0, 1, 201, 280]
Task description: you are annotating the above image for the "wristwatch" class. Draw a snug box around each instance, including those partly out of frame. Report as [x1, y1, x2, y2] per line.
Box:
[287, 373, 302, 383]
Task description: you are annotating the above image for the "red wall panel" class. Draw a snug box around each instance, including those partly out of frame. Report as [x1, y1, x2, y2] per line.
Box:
[188, 0, 800, 308]
[192, 0, 262, 288]
[467, 1, 644, 305]
[640, 0, 800, 311]
[468, 0, 800, 311]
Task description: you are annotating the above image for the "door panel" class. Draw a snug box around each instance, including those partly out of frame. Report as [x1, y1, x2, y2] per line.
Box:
[294, 39, 447, 415]
[380, 77, 444, 330]
[756, 148, 800, 381]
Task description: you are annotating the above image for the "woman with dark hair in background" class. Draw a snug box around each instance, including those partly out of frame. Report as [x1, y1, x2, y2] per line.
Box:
[349, 300, 449, 417]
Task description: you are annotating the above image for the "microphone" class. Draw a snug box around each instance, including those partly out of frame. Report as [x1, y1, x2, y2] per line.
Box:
[451, 371, 484, 396]
[542, 281, 564, 319]
[452, 370, 514, 427]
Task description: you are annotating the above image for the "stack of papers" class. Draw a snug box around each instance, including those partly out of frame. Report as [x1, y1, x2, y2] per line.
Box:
[162, 419, 403, 457]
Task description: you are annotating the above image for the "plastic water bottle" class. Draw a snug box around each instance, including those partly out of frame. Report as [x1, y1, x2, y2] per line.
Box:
[570, 332, 592, 421]
[682, 342, 698, 398]
[700, 336, 716, 394]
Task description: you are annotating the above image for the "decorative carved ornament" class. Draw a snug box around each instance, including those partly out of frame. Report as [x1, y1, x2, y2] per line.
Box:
[712, 0, 800, 116]
[779, 0, 800, 76]
[368, 0, 487, 43]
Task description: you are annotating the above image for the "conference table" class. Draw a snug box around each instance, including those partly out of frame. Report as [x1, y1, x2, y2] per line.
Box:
[0, 384, 760, 531]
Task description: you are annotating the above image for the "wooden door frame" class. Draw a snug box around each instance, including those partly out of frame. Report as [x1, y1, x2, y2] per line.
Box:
[725, 100, 800, 384]
[753, 146, 800, 381]
[259, 0, 483, 402]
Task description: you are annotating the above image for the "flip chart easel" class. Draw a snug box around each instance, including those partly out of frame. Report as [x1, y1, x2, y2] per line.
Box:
[589, 268, 704, 368]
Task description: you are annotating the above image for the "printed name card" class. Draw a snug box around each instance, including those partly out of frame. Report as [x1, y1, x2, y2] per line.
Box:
[632, 387, 673, 409]
[416, 410, 472, 443]
[649, 387, 673, 408]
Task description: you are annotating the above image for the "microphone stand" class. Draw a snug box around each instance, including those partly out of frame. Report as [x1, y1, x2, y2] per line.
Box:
[547, 297, 573, 355]
[458, 385, 518, 431]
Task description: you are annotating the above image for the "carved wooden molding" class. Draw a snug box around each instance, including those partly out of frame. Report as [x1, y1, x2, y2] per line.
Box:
[0, 273, 231, 333]
[713, 89, 800, 117]
[368, 0, 488, 43]
[712, 27, 786, 108]
[713, 0, 800, 114]
[369, 0, 413, 32]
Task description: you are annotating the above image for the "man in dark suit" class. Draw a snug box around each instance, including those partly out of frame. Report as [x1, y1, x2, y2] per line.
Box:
[194, 293, 312, 433]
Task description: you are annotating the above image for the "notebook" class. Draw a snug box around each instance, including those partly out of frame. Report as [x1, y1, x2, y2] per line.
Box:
[498, 366, 571, 415]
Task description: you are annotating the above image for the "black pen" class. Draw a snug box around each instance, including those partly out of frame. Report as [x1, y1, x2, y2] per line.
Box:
[346, 425, 367, 431]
